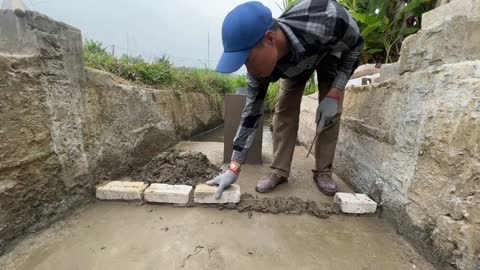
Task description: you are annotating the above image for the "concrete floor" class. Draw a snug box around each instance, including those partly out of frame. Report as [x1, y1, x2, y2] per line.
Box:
[0, 202, 434, 270]
[0, 125, 435, 269]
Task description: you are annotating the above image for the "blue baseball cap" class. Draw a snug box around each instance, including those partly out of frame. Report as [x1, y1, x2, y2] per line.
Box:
[216, 1, 274, 73]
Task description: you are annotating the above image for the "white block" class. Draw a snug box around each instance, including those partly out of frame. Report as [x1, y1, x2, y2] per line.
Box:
[194, 184, 241, 204]
[144, 184, 192, 205]
[96, 181, 149, 201]
[334, 193, 377, 214]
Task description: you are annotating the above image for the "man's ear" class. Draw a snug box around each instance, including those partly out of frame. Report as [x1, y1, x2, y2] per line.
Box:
[264, 30, 275, 46]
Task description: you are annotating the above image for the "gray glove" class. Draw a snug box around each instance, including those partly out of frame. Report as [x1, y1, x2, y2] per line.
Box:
[316, 97, 339, 133]
[206, 169, 239, 199]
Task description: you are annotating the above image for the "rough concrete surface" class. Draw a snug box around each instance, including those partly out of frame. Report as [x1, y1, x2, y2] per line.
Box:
[399, 14, 480, 75]
[422, 0, 480, 30]
[84, 68, 224, 181]
[0, 9, 92, 255]
[334, 61, 480, 270]
[0, 202, 435, 270]
[294, 5, 480, 269]
[0, 9, 224, 254]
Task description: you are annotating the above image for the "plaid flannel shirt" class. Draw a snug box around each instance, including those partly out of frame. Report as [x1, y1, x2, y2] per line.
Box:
[232, 0, 363, 163]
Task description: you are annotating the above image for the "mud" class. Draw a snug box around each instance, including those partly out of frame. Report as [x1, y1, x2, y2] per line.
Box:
[128, 149, 221, 186]
[217, 194, 331, 219]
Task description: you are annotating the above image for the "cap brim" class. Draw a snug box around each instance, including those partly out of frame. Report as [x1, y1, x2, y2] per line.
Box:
[215, 49, 251, 73]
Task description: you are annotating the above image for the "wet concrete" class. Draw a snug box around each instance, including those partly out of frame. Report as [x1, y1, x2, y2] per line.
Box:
[0, 202, 434, 270]
[234, 194, 330, 218]
[128, 149, 221, 186]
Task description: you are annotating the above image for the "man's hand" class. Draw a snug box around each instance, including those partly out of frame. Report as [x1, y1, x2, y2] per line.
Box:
[206, 169, 239, 199]
[316, 88, 343, 133]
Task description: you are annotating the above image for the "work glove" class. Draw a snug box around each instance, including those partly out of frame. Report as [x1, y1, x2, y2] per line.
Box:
[316, 96, 339, 133]
[206, 169, 239, 199]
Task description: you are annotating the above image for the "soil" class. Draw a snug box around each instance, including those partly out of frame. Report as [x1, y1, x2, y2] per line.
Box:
[128, 149, 221, 186]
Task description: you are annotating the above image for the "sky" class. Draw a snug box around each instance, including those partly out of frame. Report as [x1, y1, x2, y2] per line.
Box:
[26, 0, 283, 71]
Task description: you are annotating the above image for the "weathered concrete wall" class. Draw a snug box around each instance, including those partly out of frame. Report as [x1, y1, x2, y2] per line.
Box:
[0, 9, 223, 254]
[84, 68, 223, 180]
[336, 63, 479, 268]
[297, 1, 480, 269]
[0, 9, 91, 254]
[332, 1, 479, 269]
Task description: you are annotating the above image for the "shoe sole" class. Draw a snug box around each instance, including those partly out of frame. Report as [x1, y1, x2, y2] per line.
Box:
[255, 179, 288, 193]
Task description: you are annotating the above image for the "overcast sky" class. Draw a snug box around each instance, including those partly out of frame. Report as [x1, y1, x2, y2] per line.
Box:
[27, 0, 283, 71]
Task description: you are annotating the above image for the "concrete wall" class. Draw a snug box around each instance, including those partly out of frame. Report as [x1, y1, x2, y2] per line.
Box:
[0, 10, 223, 254]
[331, 1, 478, 269]
[84, 68, 223, 180]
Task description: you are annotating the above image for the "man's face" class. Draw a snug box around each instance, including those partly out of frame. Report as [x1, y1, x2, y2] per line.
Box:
[245, 32, 278, 78]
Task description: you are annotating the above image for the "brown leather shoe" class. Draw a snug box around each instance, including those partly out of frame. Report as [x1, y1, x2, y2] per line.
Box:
[313, 171, 337, 196]
[255, 172, 288, 193]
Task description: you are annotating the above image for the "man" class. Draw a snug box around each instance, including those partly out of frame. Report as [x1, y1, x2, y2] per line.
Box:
[207, 0, 363, 198]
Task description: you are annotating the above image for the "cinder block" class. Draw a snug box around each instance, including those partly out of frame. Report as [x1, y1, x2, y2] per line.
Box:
[96, 181, 149, 201]
[334, 193, 377, 214]
[144, 184, 192, 205]
[194, 184, 241, 204]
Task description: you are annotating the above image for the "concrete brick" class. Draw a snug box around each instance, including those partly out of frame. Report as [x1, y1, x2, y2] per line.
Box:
[334, 193, 377, 214]
[96, 181, 149, 201]
[398, 16, 480, 74]
[144, 184, 192, 205]
[422, 0, 480, 30]
[194, 184, 241, 204]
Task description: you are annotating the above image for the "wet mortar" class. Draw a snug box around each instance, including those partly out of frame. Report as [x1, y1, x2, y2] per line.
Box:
[217, 194, 331, 219]
[128, 149, 222, 186]
[126, 148, 334, 218]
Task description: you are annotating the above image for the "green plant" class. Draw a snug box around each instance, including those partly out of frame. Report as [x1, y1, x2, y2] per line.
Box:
[340, 0, 436, 63]
[84, 39, 108, 54]
[266, 81, 280, 112]
[83, 39, 243, 95]
[232, 75, 248, 90]
[276, 0, 299, 12]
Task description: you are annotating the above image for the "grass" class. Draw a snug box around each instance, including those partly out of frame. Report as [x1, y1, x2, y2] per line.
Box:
[83, 39, 318, 112]
[264, 79, 318, 113]
[83, 39, 244, 95]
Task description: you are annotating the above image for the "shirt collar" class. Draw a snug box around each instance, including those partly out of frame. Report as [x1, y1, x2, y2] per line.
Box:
[276, 20, 305, 60]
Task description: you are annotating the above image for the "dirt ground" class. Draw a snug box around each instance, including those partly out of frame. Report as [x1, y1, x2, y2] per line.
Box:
[0, 202, 434, 270]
